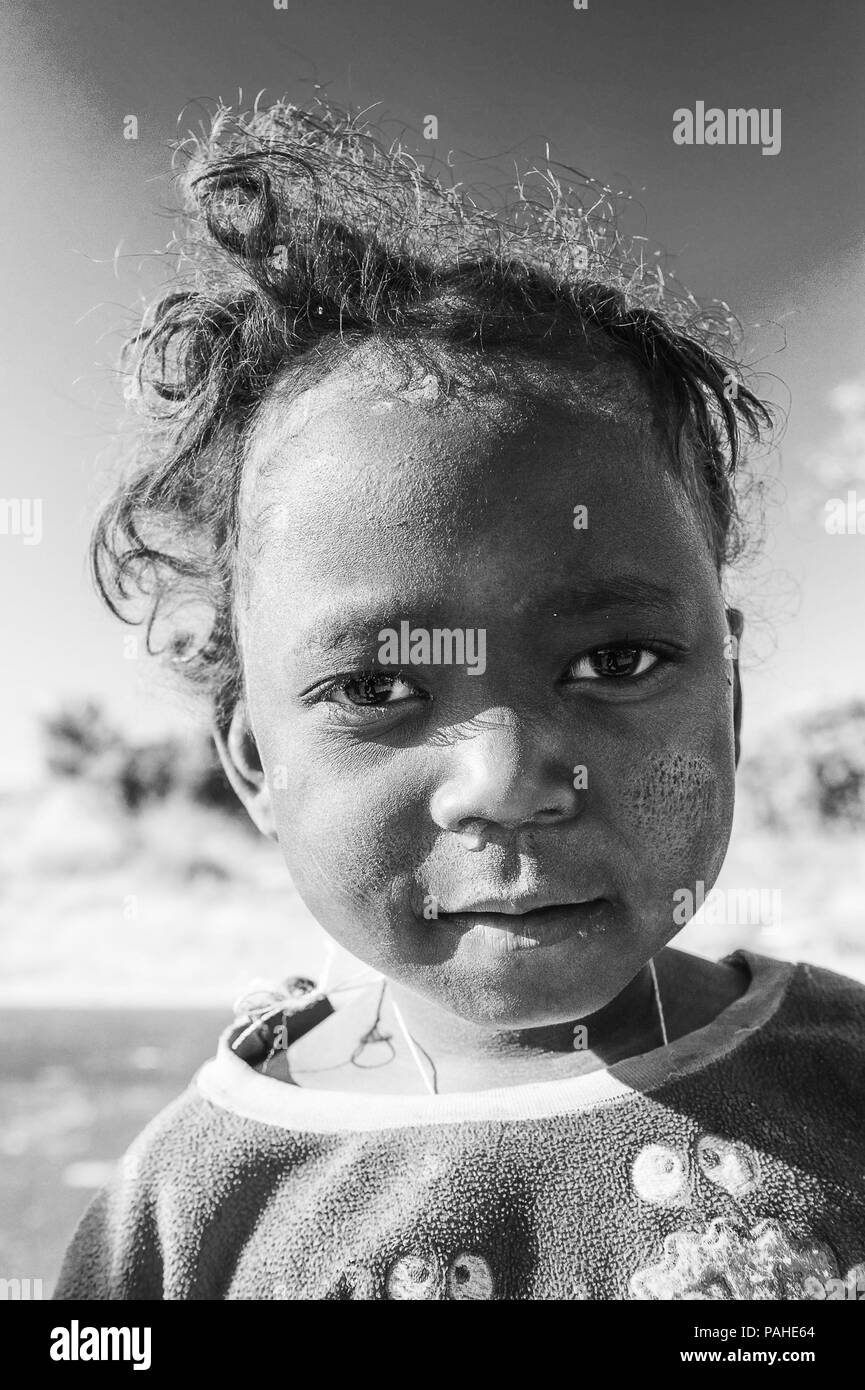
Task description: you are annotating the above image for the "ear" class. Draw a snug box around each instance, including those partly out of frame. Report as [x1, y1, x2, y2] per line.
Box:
[212, 702, 277, 840]
[726, 607, 744, 767]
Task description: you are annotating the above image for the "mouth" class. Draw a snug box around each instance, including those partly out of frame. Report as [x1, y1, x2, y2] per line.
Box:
[442, 895, 598, 916]
[432, 897, 611, 950]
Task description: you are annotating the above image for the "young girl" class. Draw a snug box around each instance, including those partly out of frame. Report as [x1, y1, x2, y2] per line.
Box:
[55, 100, 865, 1301]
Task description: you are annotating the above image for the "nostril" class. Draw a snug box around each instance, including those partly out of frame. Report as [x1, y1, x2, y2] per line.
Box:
[457, 818, 488, 835]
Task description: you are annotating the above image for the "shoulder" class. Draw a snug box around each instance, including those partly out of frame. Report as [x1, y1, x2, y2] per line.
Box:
[788, 954, 865, 1018]
[723, 950, 865, 1103]
[773, 953, 865, 1066]
[741, 950, 865, 1038]
[113, 1040, 326, 1193]
[53, 1084, 208, 1300]
[54, 1051, 316, 1301]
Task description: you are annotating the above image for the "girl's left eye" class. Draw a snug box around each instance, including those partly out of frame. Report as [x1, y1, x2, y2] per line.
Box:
[568, 645, 661, 680]
[327, 672, 421, 709]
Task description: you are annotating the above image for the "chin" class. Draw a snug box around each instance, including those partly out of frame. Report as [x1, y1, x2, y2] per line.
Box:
[428, 970, 623, 1030]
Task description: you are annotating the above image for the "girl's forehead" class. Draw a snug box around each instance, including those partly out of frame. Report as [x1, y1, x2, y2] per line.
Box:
[237, 362, 711, 617]
[243, 349, 662, 518]
[236, 354, 716, 635]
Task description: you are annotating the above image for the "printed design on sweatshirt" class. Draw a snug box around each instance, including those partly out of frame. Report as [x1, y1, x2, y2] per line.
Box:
[272, 1249, 497, 1301]
[629, 1215, 844, 1300]
[628, 1135, 838, 1299]
[631, 1134, 760, 1207]
[385, 1249, 495, 1300]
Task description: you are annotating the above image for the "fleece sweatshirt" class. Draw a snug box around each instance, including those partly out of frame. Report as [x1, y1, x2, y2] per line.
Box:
[54, 951, 865, 1301]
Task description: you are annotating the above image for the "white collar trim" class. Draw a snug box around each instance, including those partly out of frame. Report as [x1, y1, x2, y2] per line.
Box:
[195, 952, 795, 1133]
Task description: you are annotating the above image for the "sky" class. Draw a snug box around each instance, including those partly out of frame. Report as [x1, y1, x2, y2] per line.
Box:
[1, 0, 864, 785]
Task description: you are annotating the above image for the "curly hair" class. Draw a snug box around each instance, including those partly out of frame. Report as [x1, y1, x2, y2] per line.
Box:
[92, 97, 774, 728]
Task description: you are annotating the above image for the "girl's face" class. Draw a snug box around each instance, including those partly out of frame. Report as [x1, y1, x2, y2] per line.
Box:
[234, 356, 738, 1026]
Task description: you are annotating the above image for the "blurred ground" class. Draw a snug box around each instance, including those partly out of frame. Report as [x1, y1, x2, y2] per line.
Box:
[0, 785, 329, 1006]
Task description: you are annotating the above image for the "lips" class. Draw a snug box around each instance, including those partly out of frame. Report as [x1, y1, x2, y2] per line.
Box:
[438, 896, 602, 917]
[432, 898, 612, 951]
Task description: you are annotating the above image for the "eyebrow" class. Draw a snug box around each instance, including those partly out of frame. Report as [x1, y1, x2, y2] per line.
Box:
[286, 604, 410, 663]
[543, 575, 690, 618]
[287, 574, 689, 661]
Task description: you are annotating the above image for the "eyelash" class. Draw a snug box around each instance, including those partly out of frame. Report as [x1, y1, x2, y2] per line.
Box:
[310, 669, 428, 714]
[566, 635, 674, 683]
[308, 639, 677, 713]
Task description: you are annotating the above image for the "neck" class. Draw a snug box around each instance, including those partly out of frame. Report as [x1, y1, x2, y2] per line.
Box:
[386, 957, 668, 1094]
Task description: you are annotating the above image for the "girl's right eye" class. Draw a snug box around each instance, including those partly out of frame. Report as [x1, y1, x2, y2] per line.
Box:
[327, 672, 421, 709]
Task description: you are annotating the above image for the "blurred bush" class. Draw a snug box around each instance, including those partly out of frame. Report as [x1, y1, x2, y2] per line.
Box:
[39, 700, 243, 818]
[740, 699, 865, 833]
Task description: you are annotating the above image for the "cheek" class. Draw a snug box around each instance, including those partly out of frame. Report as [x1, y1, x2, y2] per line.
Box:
[619, 744, 735, 886]
[602, 646, 738, 893]
[262, 734, 428, 930]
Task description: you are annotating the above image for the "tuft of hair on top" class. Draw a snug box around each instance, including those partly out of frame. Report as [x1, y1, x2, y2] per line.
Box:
[92, 95, 775, 728]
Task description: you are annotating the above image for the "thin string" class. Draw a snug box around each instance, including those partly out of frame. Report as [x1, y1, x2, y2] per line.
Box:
[350, 978, 396, 1069]
[232, 968, 381, 1060]
[649, 957, 669, 1047]
[389, 995, 438, 1095]
[317, 938, 337, 995]
[256, 970, 383, 1079]
[233, 967, 380, 1021]
[244, 959, 668, 1089]
[386, 962, 667, 1093]
[324, 970, 382, 998]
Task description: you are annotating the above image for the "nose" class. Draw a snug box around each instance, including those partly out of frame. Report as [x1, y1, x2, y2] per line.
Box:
[429, 707, 582, 846]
